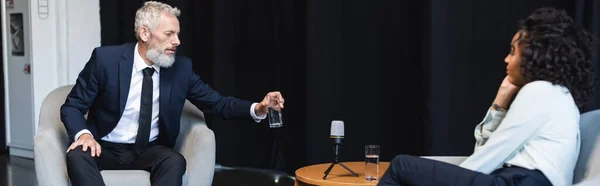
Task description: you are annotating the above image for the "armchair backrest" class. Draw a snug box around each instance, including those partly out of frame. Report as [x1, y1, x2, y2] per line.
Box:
[37, 85, 74, 147]
[35, 84, 213, 186]
[573, 109, 600, 183]
[36, 84, 206, 150]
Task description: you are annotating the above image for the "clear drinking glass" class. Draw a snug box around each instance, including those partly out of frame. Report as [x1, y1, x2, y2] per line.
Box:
[365, 145, 380, 181]
[267, 95, 283, 128]
[268, 107, 282, 128]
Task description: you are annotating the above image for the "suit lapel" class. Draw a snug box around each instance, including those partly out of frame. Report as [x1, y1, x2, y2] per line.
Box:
[119, 44, 135, 114]
[159, 66, 174, 121]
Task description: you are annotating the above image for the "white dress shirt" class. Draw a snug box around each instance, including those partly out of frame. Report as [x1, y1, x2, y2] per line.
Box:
[459, 81, 580, 186]
[75, 43, 267, 143]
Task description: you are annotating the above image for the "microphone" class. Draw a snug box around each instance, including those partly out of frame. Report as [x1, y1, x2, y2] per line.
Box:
[330, 120, 344, 145]
[323, 120, 358, 179]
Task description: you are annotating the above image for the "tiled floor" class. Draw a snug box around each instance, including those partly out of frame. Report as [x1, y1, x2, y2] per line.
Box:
[0, 153, 294, 186]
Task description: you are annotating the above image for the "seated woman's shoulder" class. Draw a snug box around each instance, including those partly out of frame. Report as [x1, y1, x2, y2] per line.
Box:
[522, 80, 567, 93]
[518, 81, 574, 103]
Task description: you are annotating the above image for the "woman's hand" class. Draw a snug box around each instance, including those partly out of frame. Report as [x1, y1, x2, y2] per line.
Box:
[492, 76, 521, 110]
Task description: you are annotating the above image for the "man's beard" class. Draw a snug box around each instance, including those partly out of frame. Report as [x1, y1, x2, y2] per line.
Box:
[146, 45, 175, 68]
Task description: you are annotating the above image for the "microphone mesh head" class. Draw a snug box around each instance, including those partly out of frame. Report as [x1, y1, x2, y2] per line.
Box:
[330, 120, 344, 137]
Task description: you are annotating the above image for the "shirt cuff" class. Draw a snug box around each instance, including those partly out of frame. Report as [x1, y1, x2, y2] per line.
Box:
[250, 103, 267, 123]
[74, 129, 93, 141]
[490, 109, 506, 118]
[478, 109, 507, 136]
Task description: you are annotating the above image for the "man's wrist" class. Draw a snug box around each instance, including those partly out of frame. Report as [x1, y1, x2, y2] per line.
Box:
[254, 103, 266, 116]
[74, 129, 93, 141]
[250, 103, 267, 122]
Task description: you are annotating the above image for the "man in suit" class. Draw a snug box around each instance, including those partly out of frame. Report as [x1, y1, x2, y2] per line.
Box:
[60, 1, 285, 185]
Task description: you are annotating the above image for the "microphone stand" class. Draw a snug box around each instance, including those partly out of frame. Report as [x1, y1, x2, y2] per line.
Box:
[323, 137, 359, 179]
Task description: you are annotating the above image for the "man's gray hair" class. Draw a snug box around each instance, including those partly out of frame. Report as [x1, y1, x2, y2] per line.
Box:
[134, 1, 181, 41]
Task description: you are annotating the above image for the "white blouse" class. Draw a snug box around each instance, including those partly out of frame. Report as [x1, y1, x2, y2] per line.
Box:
[459, 81, 580, 186]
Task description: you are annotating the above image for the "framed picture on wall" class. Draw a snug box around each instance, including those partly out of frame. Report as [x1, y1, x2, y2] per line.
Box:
[10, 13, 24, 56]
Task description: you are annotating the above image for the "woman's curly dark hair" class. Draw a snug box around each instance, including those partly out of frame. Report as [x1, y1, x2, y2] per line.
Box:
[516, 7, 596, 112]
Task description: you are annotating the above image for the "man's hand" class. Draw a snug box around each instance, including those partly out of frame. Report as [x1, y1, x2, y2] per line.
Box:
[492, 76, 521, 110]
[66, 133, 101, 157]
[255, 91, 285, 116]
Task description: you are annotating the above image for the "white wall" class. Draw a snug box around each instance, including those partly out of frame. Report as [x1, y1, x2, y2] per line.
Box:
[31, 0, 101, 134]
[3, 0, 100, 158]
[64, 0, 101, 84]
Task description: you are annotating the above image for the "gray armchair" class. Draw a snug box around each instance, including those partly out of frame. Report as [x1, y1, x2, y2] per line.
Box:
[34, 85, 216, 186]
[422, 109, 600, 185]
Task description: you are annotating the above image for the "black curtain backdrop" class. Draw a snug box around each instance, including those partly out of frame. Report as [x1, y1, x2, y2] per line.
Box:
[427, 0, 575, 155]
[575, 0, 600, 109]
[99, 0, 599, 175]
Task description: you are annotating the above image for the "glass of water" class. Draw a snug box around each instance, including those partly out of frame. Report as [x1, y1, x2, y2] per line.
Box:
[365, 145, 380, 181]
[267, 95, 283, 128]
[268, 107, 282, 128]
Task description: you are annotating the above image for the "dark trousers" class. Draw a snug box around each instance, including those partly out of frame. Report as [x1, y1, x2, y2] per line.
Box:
[66, 140, 186, 186]
[378, 155, 552, 186]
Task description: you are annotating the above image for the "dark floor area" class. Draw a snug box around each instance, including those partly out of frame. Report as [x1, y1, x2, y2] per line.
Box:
[0, 154, 37, 186]
[0, 153, 295, 186]
[212, 166, 295, 186]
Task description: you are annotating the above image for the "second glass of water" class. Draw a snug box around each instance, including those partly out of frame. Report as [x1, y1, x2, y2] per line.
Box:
[365, 145, 380, 181]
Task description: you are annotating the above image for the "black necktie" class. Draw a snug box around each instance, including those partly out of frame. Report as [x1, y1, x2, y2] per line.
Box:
[135, 67, 154, 155]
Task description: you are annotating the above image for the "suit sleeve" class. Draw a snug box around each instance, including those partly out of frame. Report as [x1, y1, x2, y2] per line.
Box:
[60, 48, 101, 141]
[185, 60, 252, 119]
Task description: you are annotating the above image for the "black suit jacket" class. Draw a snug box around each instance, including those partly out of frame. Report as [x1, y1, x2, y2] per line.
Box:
[60, 43, 252, 147]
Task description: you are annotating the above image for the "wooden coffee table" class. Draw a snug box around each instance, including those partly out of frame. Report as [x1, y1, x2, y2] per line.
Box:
[295, 161, 390, 186]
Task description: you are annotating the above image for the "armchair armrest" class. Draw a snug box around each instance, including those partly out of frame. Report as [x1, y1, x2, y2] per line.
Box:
[175, 101, 215, 186]
[34, 132, 70, 186]
[574, 174, 600, 186]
